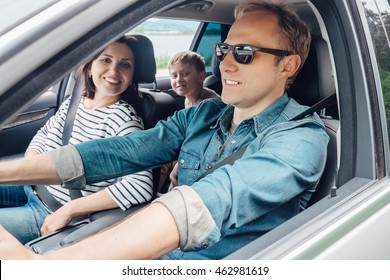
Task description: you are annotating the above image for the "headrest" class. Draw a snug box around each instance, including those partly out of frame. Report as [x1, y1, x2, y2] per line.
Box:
[131, 34, 157, 84]
[203, 51, 222, 94]
[211, 52, 221, 79]
[288, 36, 335, 107]
[136, 89, 178, 129]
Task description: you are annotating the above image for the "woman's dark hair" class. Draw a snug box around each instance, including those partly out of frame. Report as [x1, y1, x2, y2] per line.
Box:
[80, 35, 142, 107]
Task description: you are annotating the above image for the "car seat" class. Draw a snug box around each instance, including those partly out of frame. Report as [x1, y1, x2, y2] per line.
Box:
[288, 36, 339, 207]
[130, 35, 179, 194]
[204, 53, 222, 95]
[130, 34, 178, 129]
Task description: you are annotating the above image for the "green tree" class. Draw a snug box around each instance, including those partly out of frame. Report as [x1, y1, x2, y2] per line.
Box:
[365, 5, 390, 71]
[364, 2, 390, 138]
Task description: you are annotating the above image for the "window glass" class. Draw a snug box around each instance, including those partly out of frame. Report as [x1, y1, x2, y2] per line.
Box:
[130, 18, 200, 76]
[195, 23, 223, 73]
[364, 0, 390, 139]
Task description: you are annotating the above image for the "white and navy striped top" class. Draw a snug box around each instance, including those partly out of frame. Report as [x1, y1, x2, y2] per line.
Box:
[27, 96, 153, 210]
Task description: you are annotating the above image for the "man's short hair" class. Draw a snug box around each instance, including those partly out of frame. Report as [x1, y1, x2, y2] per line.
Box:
[168, 51, 206, 73]
[235, 1, 312, 88]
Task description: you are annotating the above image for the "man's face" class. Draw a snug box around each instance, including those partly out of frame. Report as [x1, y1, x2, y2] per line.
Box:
[220, 12, 292, 116]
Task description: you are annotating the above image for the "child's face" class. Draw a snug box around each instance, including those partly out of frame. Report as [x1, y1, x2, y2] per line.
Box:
[169, 62, 205, 97]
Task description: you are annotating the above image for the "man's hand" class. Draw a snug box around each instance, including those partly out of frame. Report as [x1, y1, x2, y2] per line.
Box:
[0, 225, 40, 260]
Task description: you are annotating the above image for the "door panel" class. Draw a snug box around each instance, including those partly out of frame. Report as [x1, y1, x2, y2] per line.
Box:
[0, 89, 57, 158]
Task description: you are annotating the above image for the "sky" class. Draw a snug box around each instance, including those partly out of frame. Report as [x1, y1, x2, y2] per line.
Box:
[364, 0, 390, 12]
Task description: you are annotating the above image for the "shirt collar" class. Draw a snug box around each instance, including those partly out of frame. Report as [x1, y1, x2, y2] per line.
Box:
[252, 93, 290, 134]
[210, 105, 233, 134]
[211, 93, 290, 135]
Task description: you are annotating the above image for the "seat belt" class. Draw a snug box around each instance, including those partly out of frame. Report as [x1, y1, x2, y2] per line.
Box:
[196, 145, 247, 182]
[195, 93, 337, 182]
[290, 93, 337, 121]
[34, 73, 83, 211]
[64, 91, 83, 201]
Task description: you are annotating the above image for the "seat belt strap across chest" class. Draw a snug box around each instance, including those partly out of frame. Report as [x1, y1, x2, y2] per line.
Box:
[34, 74, 83, 211]
[290, 93, 337, 121]
[63, 91, 83, 200]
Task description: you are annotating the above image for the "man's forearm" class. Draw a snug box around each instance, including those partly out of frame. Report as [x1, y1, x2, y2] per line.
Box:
[0, 153, 62, 185]
[43, 202, 180, 259]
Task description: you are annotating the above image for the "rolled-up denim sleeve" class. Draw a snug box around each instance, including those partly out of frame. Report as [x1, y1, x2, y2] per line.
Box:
[153, 186, 221, 251]
[47, 145, 86, 190]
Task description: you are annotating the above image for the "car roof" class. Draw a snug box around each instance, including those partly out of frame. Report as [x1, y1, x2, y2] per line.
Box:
[158, 0, 319, 33]
[159, 0, 308, 22]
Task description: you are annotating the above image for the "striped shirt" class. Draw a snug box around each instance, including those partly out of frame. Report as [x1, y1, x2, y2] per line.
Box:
[27, 96, 153, 210]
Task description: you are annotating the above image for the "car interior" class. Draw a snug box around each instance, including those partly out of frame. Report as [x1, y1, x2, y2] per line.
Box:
[22, 0, 342, 256]
[9, 0, 387, 259]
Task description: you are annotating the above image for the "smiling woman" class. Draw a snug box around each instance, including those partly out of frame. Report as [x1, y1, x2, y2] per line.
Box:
[83, 41, 136, 108]
[0, 35, 153, 245]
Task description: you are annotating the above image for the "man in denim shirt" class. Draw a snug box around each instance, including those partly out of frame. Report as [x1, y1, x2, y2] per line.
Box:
[0, 1, 328, 259]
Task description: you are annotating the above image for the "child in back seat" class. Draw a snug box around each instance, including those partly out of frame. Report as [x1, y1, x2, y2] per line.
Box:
[158, 51, 220, 192]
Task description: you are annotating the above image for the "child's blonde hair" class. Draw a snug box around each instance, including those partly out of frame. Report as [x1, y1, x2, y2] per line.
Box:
[168, 51, 206, 73]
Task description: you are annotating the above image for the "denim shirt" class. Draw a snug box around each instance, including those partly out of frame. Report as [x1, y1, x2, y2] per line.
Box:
[49, 93, 329, 260]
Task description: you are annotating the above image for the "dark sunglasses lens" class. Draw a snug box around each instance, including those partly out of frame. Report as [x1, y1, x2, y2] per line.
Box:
[215, 44, 229, 61]
[234, 45, 254, 64]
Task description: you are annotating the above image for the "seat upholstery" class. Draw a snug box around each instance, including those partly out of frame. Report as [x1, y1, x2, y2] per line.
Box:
[287, 36, 339, 206]
[287, 36, 336, 116]
[130, 34, 178, 129]
[307, 118, 338, 207]
[131, 34, 157, 84]
[134, 89, 178, 129]
[130, 35, 178, 192]
[204, 53, 222, 94]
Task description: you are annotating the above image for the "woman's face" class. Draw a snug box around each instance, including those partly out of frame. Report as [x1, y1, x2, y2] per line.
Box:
[89, 42, 135, 97]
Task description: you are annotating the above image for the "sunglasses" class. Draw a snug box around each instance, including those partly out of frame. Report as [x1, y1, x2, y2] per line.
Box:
[215, 43, 292, 65]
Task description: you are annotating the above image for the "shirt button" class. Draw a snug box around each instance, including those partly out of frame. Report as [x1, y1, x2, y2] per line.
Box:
[231, 139, 236, 144]
[180, 159, 185, 165]
[202, 242, 209, 248]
